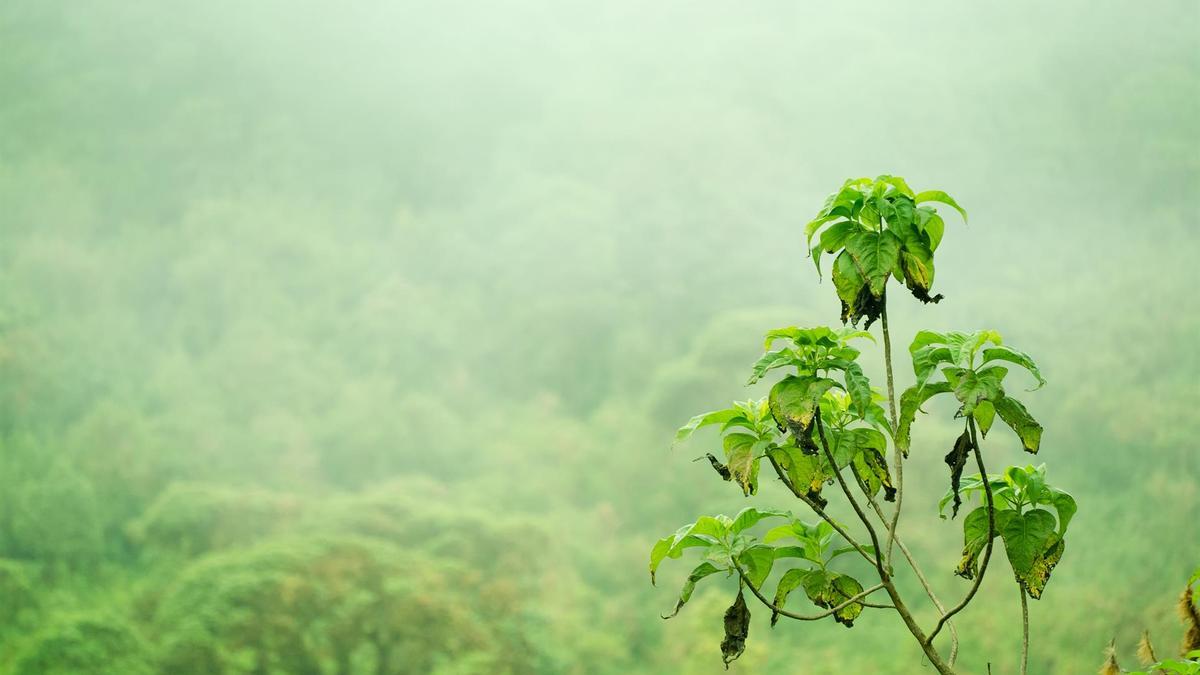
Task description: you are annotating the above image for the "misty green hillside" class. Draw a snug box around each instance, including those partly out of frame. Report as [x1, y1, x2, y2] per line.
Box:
[0, 1, 1197, 673]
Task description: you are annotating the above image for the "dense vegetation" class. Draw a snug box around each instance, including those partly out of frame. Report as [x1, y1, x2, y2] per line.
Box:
[0, 2, 1196, 673]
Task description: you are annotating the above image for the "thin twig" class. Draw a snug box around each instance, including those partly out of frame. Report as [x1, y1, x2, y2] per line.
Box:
[734, 561, 886, 621]
[927, 418, 995, 645]
[815, 413, 887, 579]
[859, 481, 962, 665]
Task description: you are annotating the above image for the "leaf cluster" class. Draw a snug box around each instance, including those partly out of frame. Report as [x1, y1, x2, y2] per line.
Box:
[805, 176, 965, 327]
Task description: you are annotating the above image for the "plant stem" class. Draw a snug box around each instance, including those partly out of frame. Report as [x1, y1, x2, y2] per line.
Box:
[733, 564, 886, 621]
[1020, 586, 1029, 675]
[862, 493, 961, 665]
[815, 412, 955, 675]
[927, 418, 995, 645]
[880, 300, 903, 566]
[765, 452, 874, 565]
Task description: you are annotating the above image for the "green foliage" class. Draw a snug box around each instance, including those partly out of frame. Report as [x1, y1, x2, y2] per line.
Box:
[942, 465, 1076, 598]
[11, 614, 155, 675]
[806, 176, 966, 326]
[899, 329, 1045, 455]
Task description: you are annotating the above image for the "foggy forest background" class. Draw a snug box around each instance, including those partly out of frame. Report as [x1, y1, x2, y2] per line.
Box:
[0, 1, 1197, 673]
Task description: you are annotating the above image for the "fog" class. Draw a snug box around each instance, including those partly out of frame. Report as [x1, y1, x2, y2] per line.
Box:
[1, 1, 1197, 673]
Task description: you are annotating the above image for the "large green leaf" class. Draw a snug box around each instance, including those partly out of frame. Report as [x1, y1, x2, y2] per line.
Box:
[981, 346, 1046, 390]
[973, 399, 996, 437]
[811, 220, 860, 276]
[737, 544, 776, 590]
[675, 408, 740, 445]
[952, 366, 1007, 415]
[844, 230, 902, 297]
[915, 189, 968, 223]
[662, 562, 725, 618]
[896, 381, 953, 456]
[769, 375, 837, 439]
[994, 395, 1043, 453]
[1000, 508, 1057, 577]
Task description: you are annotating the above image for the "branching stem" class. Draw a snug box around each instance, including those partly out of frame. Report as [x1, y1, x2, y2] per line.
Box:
[733, 562, 886, 621]
[927, 417, 995, 645]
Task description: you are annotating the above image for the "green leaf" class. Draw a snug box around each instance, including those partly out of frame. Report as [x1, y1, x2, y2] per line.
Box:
[662, 562, 725, 618]
[649, 518, 725, 583]
[896, 381, 953, 456]
[981, 346, 1046, 390]
[763, 326, 836, 350]
[1000, 508, 1056, 577]
[675, 408, 739, 445]
[1023, 534, 1065, 599]
[831, 359, 872, 417]
[912, 345, 953, 391]
[723, 433, 762, 496]
[771, 568, 812, 626]
[730, 507, 790, 535]
[802, 570, 865, 627]
[915, 190, 968, 223]
[909, 330, 947, 354]
[844, 230, 902, 297]
[747, 349, 800, 385]
[994, 395, 1043, 453]
[953, 366, 1007, 416]
[974, 399, 996, 437]
[769, 375, 837, 439]
[804, 214, 841, 249]
[1048, 489, 1077, 535]
[767, 446, 829, 508]
[915, 207, 945, 251]
[955, 506, 1000, 580]
[737, 544, 776, 590]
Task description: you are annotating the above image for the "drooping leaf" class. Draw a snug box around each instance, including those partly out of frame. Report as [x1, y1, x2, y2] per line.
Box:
[955, 506, 1002, 580]
[737, 544, 776, 590]
[811, 220, 861, 276]
[1048, 489, 1077, 536]
[914, 189, 968, 223]
[1000, 508, 1057, 578]
[974, 399, 996, 437]
[981, 346, 1046, 390]
[1022, 534, 1065, 599]
[721, 590, 751, 667]
[771, 568, 812, 626]
[829, 359, 872, 417]
[896, 381, 953, 456]
[767, 446, 828, 508]
[944, 428, 975, 518]
[769, 375, 837, 445]
[676, 408, 740, 445]
[844, 229, 902, 297]
[801, 570, 865, 627]
[663, 562, 725, 618]
[994, 394, 1043, 453]
[851, 445, 897, 502]
[649, 519, 723, 584]
[723, 433, 761, 496]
